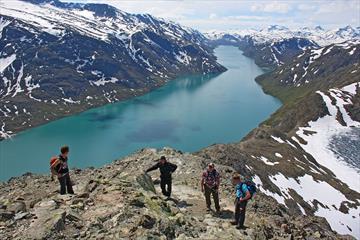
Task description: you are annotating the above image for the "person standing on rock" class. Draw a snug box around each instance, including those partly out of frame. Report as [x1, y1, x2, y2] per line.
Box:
[231, 174, 251, 229]
[201, 163, 221, 213]
[53, 146, 74, 195]
[145, 156, 177, 199]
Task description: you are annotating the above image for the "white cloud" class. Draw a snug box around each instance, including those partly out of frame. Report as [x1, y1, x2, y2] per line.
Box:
[209, 13, 217, 19]
[297, 4, 317, 11]
[62, 0, 359, 31]
[251, 1, 291, 14]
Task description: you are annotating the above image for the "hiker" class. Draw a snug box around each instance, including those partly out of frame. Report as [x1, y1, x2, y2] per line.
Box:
[201, 163, 220, 213]
[145, 156, 177, 198]
[231, 174, 254, 229]
[51, 146, 74, 195]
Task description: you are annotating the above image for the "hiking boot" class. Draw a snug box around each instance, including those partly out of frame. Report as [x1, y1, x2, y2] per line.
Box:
[236, 225, 246, 230]
[206, 208, 211, 212]
[230, 221, 238, 225]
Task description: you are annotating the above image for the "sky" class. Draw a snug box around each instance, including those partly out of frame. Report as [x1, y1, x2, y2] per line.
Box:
[62, 0, 360, 31]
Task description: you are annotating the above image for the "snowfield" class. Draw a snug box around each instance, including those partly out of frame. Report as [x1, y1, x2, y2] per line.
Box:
[295, 82, 360, 237]
[254, 82, 360, 237]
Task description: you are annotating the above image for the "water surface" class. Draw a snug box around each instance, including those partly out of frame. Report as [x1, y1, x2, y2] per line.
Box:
[0, 46, 281, 181]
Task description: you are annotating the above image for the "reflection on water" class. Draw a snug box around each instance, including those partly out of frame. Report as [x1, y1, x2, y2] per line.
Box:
[125, 119, 180, 143]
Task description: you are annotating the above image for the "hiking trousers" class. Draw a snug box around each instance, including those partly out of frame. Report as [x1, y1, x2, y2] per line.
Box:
[204, 184, 220, 211]
[160, 177, 172, 197]
[234, 198, 248, 227]
[58, 173, 74, 195]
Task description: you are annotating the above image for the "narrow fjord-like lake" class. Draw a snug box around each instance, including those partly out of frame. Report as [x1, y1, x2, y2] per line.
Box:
[0, 46, 281, 181]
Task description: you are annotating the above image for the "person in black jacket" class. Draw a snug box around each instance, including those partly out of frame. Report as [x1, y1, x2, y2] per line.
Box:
[146, 156, 177, 198]
[54, 146, 74, 195]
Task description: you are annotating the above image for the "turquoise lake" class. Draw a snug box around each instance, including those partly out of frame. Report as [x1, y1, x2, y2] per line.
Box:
[0, 46, 281, 181]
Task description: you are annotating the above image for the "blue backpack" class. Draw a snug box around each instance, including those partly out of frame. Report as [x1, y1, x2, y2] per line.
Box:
[242, 181, 257, 199]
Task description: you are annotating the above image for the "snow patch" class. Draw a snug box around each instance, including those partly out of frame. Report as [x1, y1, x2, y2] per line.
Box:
[0, 54, 16, 73]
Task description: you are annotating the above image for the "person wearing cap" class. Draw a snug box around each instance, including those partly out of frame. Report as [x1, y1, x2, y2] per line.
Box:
[231, 174, 251, 229]
[201, 163, 221, 213]
[145, 156, 177, 198]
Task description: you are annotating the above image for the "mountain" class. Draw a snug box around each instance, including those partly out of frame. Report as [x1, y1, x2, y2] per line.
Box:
[0, 0, 226, 140]
[197, 40, 360, 237]
[257, 40, 359, 92]
[0, 148, 354, 239]
[206, 25, 360, 68]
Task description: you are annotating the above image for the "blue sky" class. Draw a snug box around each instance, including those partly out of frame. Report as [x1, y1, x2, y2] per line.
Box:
[63, 0, 360, 31]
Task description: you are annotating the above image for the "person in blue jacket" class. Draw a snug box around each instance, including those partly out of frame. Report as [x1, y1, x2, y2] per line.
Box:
[231, 174, 251, 229]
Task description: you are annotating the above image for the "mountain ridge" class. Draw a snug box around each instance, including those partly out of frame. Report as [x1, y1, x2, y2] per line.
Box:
[0, 0, 226, 140]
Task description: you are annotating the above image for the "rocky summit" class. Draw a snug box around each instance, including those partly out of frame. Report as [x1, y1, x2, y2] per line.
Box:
[0, 148, 354, 240]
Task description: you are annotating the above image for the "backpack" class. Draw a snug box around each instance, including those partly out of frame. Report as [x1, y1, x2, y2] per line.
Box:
[242, 180, 257, 199]
[50, 156, 61, 177]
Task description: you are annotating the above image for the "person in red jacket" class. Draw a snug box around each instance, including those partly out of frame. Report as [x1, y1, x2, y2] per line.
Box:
[201, 163, 220, 213]
[54, 146, 74, 195]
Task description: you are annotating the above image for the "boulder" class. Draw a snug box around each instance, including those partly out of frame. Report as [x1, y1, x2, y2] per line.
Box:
[8, 201, 26, 213]
[66, 210, 82, 222]
[0, 211, 14, 221]
[136, 173, 156, 193]
[14, 212, 29, 221]
[25, 209, 66, 239]
[139, 215, 156, 229]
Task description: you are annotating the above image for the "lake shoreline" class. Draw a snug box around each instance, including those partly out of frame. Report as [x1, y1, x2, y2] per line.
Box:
[0, 71, 225, 142]
[0, 46, 281, 181]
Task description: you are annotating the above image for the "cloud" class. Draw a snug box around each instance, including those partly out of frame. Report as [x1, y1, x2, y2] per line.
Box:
[251, 1, 291, 14]
[62, 0, 360, 31]
[297, 4, 317, 11]
[209, 13, 217, 19]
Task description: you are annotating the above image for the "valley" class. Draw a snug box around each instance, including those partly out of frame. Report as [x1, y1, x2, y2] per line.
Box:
[0, 0, 360, 239]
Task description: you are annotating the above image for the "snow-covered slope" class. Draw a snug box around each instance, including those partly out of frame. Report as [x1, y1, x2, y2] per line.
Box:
[0, 0, 225, 139]
[206, 25, 360, 68]
[270, 40, 360, 87]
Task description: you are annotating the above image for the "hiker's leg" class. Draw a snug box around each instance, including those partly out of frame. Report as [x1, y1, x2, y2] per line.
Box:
[160, 178, 167, 196]
[204, 185, 211, 209]
[238, 200, 248, 227]
[212, 188, 220, 211]
[65, 174, 74, 194]
[166, 178, 172, 197]
[58, 176, 66, 195]
[234, 198, 240, 224]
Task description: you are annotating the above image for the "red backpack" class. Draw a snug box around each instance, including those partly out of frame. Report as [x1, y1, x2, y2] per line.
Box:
[50, 156, 61, 177]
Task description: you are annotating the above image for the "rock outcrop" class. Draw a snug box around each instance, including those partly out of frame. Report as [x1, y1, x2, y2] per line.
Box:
[0, 148, 354, 239]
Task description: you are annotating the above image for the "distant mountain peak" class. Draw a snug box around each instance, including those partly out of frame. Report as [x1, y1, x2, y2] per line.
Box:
[267, 25, 289, 31]
[314, 25, 324, 31]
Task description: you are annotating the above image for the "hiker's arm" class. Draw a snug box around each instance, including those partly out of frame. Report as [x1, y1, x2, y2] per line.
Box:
[241, 190, 251, 202]
[171, 163, 177, 172]
[200, 173, 205, 192]
[146, 163, 159, 173]
[215, 174, 220, 189]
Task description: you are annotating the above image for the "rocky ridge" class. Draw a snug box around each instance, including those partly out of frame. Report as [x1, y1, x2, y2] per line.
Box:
[0, 148, 353, 240]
